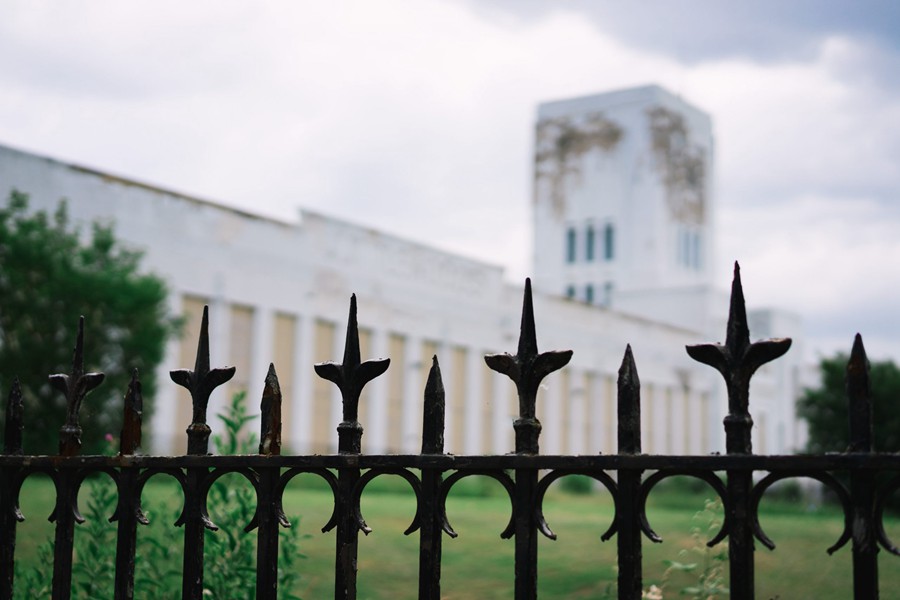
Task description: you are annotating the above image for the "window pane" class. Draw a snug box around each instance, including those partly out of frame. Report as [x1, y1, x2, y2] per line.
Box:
[604, 223, 615, 260]
[566, 227, 577, 263]
[585, 226, 595, 261]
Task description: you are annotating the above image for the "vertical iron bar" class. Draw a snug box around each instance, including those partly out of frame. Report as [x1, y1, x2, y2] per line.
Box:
[113, 468, 139, 600]
[314, 295, 389, 600]
[50, 470, 77, 600]
[256, 364, 283, 600]
[113, 371, 142, 600]
[686, 263, 791, 600]
[847, 334, 878, 599]
[616, 346, 642, 600]
[170, 306, 235, 600]
[419, 357, 445, 600]
[0, 379, 24, 600]
[485, 279, 572, 600]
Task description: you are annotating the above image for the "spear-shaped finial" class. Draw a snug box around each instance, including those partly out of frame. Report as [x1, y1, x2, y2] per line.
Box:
[846, 334, 873, 453]
[119, 369, 143, 455]
[170, 306, 236, 455]
[686, 263, 791, 454]
[259, 363, 282, 456]
[4, 378, 24, 455]
[421, 356, 446, 454]
[617, 345, 641, 455]
[50, 317, 106, 456]
[314, 295, 390, 453]
[485, 278, 573, 454]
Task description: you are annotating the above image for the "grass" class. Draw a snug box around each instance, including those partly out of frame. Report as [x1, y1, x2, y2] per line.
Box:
[11, 473, 900, 599]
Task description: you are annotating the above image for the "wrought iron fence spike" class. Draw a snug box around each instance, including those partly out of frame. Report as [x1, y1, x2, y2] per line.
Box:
[847, 333, 872, 453]
[259, 362, 282, 456]
[617, 344, 641, 455]
[422, 355, 445, 455]
[119, 368, 143, 456]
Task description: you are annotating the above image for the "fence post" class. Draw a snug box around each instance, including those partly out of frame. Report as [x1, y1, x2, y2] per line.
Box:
[48, 319, 105, 600]
[112, 371, 143, 600]
[419, 356, 445, 600]
[687, 263, 790, 600]
[846, 334, 879, 598]
[315, 295, 389, 600]
[255, 363, 284, 600]
[485, 279, 571, 600]
[616, 346, 642, 600]
[0, 379, 23, 600]
[170, 306, 235, 600]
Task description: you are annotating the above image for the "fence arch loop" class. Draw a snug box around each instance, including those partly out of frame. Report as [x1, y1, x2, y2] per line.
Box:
[440, 470, 516, 539]
[750, 471, 852, 554]
[278, 467, 340, 532]
[638, 470, 729, 546]
[534, 469, 618, 541]
[352, 467, 422, 535]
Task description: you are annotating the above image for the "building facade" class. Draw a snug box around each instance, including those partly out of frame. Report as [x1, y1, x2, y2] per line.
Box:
[0, 85, 806, 456]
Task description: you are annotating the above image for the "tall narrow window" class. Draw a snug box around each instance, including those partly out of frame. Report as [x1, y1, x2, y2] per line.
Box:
[585, 284, 594, 304]
[603, 223, 615, 260]
[565, 285, 576, 299]
[585, 225, 595, 262]
[566, 227, 577, 263]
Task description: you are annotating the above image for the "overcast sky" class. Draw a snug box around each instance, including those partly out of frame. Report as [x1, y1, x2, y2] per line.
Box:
[1, 1, 898, 363]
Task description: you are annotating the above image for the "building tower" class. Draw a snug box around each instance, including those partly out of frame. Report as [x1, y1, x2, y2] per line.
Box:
[532, 85, 716, 331]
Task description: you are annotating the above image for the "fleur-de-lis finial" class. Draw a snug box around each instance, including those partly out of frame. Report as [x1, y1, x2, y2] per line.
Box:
[686, 263, 791, 454]
[50, 317, 105, 456]
[170, 306, 236, 455]
[314, 295, 390, 453]
[485, 279, 572, 454]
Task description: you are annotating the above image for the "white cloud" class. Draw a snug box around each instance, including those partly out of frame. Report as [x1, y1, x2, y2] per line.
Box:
[0, 1, 897, 360]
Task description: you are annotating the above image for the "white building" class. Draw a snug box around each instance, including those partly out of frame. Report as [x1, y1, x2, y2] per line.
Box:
[0, 85, 806, 456]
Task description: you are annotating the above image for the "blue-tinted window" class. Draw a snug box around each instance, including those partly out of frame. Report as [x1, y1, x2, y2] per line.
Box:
[585, 226, 595, 262]
[603, 223, 615, 260]
[566, 227, 577, 263]
[565, 285, 576, 299]
[585, 284, 594, 304]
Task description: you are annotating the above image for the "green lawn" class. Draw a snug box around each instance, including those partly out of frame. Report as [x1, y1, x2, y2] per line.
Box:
[10, 473, 900, 598]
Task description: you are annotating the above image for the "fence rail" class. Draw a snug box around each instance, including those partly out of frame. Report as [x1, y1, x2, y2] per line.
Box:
[2, 264, 899, 599]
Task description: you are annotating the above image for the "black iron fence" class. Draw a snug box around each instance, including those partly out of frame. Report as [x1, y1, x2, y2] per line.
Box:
[1, 264, 898, 599]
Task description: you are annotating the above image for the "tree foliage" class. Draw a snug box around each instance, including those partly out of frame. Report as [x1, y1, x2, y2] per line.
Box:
[0, 190, 177, 454]
[798, 352, 900, 454]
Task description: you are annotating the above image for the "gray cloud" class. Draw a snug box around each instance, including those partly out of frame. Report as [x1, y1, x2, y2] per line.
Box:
[469, 0, 900, 63]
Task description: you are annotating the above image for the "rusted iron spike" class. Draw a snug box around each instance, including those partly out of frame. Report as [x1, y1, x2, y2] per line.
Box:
[847, 333, 873, 453]
[259, 363, 282, 456]
[3, 378, 23, 455]
[50, 316, 105, 457]
[421, 356, 445, 455]
[314, 294, 390, 454]
[170, 305, 236, 455]
[119, 369, 143, 456]
[485, 278, 572, 454]
[617, 345, 641, 455]
[686, 262, 791, 454]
